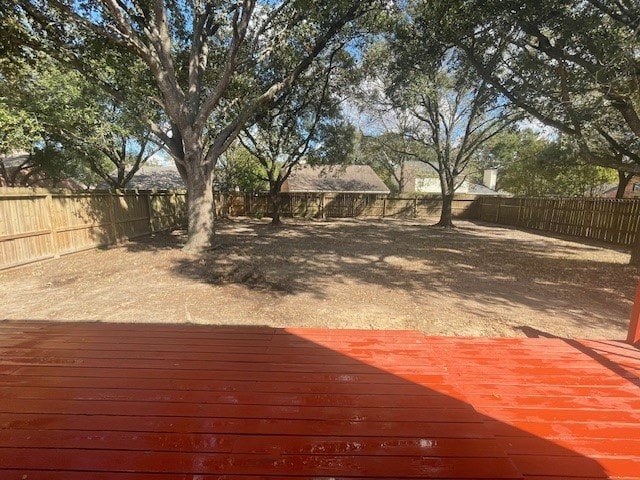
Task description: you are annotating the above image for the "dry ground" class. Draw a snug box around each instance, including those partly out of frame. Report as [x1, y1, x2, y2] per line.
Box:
[0, 218, 637, 339]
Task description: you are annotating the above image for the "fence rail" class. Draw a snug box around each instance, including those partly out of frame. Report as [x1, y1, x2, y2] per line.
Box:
[479, 196, 640, 246]
[0, 188, 187, 270]
[216, 192, 480, 220]
[10, 189, 636, 271]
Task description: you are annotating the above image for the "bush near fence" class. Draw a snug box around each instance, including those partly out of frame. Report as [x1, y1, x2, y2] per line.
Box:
[479, 196, 640, 247]
[0, 188, 187, 270]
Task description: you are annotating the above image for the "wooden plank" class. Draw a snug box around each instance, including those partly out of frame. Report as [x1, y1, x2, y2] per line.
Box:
[0, 430, 509, 457]
[0, 386, 466, 408]
[0, 448, 522, 478]
[0, 412, 495, 438]
[0, 398, 480, 423]
[3, 323, 640, 479]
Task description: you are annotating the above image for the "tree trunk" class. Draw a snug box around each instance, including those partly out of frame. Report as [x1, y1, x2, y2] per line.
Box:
[436, 192, 455, 227]
[436, 172, 455, 228]
[270, 190, 282, 226]
[183, 159, 216, 252]
[616, 171, 633, 199]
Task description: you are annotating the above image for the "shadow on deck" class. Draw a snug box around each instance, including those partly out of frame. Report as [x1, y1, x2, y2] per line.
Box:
[0, 321, 638, 479]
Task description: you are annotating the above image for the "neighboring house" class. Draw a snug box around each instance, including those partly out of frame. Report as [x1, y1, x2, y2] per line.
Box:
[96, 164, 185, 190]
[0, 151, 85, 189]
[397, 161, 507, 196]
[282, 165, 390, 194]
[601, 178, 640, 198]
[123, 164, 185, 189]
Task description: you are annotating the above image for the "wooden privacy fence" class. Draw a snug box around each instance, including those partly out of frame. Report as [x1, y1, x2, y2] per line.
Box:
[479, 196, 640, 246]
[5, 188, 639, 270]
[0, 188, 187, 270]
[216, 192, 481, 220]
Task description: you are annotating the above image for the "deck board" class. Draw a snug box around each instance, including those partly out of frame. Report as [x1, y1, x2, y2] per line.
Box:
[1, 321, 639, 479]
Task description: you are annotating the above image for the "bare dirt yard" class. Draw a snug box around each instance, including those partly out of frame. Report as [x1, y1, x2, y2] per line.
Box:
[1, 218, 637, 339]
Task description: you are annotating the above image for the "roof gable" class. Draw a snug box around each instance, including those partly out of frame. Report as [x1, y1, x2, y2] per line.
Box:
[125, 165, 185, 189]
[284, 165, 390, 194]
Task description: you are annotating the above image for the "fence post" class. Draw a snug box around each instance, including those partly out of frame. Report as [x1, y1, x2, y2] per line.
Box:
[516, 198, 523, 227]
[627, 281, 640, 345]
[413, 198, 418, 218]
[382, 196, 387, 218]
[45, 192, 60, 258]
[146, 191, 155, 233]
[495, 197, 500, 222]
[108, 191, 118, 242]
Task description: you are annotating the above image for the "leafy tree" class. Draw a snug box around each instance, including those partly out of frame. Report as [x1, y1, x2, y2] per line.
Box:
[1, 53, 161, 189]
[409, 0, 640, 173]
[0, 102, 40, 186]
[352, 130, 422, 194]
[215, 143, 267, 193]
[12, 0, 381, 251]
[360, 40, 517, 226]
[239, 50, 351, 224]
[476, 130, 617, 196]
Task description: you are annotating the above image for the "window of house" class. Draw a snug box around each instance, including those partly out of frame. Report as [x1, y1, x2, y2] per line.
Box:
[633, 183, 640, 192]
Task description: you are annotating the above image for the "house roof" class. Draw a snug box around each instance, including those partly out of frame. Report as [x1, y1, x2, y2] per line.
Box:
[0, 152, 86, 189]
[283, 165, 390, 194]
[121, 164, 185, 190]
[0, 151, 30, 168]
[468, 183, 511, 196]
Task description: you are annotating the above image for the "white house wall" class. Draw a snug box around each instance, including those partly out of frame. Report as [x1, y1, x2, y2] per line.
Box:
[415, 178, 470, 194]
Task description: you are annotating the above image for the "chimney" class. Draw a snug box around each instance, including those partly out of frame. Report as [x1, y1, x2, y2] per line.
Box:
[483, 168, 498, 191]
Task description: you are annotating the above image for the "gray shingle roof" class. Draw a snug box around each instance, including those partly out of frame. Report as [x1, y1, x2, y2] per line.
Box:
[122, 165, 185, 189]
[283, 165, 390, 194]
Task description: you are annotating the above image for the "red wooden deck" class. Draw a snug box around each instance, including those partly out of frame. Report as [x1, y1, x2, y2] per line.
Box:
[0, 321, 638, 479]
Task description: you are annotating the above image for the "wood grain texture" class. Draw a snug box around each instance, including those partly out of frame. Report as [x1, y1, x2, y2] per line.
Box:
[1, 321, 639, 479]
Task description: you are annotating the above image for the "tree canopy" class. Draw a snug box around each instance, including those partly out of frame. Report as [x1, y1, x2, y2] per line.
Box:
[3, 0, 639, 239]
[475, 129, 618, 197]
[407, 0, 640, 173]
[7, 0, 382, 250]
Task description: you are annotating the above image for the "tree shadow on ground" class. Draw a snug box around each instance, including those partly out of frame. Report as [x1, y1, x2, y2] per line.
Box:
[517, 325, 640, 388]
[124, 217, 637, 334]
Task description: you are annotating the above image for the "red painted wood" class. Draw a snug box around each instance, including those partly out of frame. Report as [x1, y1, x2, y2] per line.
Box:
[2, 321, 640, 479]
[627, 281, 640, 344]
[0, 412, 496, 438]
[0, 448, 522, 478]
[0, 430, 508, 457]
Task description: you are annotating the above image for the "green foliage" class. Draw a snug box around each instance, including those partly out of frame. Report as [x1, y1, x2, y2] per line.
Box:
[8, 0, 383, 245]
[477, 130, 618, 196]
[0, 52, 160, 188]
[307, 121, 357, 166]
[240, 47, 354, 195]
[408, 0, 640, 172]
[353, 131, 427, 193]
[355, 34, 516, 226]
[215, 144, 268, 193]
[0, 98, 41, 155]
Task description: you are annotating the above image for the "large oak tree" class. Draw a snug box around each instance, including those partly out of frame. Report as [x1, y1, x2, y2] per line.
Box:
[12, 0, 380, 250]
[409, 0, 640, 174]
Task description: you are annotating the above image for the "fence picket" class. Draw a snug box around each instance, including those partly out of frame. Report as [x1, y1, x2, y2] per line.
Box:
[6, 189, 636, 270]
[0, 188, 187, 270]
[479, 196, 640, 247]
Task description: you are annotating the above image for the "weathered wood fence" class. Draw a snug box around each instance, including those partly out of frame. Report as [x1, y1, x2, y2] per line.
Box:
[6, 189, 639, 271]
[0, 188, 187, 270]
[479, 196, 640, 246]
[216, 193, 481, 220]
